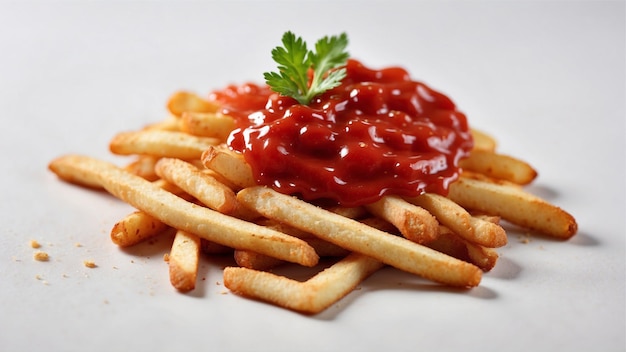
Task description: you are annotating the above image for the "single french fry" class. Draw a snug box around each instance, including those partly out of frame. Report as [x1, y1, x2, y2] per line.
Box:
[471, 129, 497, 152]
[235, 237, 350, 271]
[180, 111, 236, 140]
[465, 242, 499, 272]
[237, 186, 482, 287]
[110, 130, 220, 160]
[201, 145, 256, 189]
[143, 116, 181, 131]
[407, 193, 507, 248]
[234, 250, 284, 271]
[166, 91, 219, 117]
[447, 177, 577, 239]
[224, 252, 385, 314]
[365, 196, 439, 244]
[460, 150, 537, 185]
[110, 211, 170, 247]
[155, 158, 238, 214]
[48, 155, 319, 267]
[169, 230, 201, 292]
[125, 155, 160, 181]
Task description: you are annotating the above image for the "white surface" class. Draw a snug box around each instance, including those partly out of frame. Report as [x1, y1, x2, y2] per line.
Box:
[1, 1, 624, 351]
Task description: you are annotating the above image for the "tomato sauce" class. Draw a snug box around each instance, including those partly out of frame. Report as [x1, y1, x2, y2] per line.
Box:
[210, 59, 473, 207]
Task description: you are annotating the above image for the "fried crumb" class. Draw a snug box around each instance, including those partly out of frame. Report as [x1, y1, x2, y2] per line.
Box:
[35, 274, 42, 280]
[83, 260, 97, 268]
[518, 235, 531, 244]
[163, 253, 170, 262]
[29, 240, 41, 249]
[220, 291, 228, 295]
[33, 251, 49, 261]
[75, 242, 82, 247]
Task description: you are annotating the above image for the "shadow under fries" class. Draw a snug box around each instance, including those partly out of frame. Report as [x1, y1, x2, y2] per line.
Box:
[188, 254, 236, 298]
[313, 265, 498, 321]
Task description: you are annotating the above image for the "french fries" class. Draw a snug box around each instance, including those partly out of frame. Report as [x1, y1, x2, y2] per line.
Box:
[48, 87, 578, 315]
[168, 230, 201, 292]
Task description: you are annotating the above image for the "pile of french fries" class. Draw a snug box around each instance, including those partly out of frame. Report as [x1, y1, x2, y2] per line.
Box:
[48, 91, 577, 314]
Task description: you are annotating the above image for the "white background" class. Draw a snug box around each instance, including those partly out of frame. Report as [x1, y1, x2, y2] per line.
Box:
[1, 1, 624, 351]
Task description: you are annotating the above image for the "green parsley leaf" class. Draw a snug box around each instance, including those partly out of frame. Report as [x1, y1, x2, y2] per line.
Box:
[264, 31, 349, 105]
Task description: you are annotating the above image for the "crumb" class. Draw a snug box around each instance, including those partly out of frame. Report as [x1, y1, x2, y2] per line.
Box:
[33, 251, 49, 261]
[35, 274, 42, 280]
[62, 274, 69, 278]
[75, 242, 82, 247]
[42, 280, 49, 286]
[163, 253, 170, 262]
[103, 299, 109, 305]
[518, 234, 531, 244]
[220, 291, 228, 295]
[29, 240, 41, 249]
[216, 281, 221, 286]
[113, 266, 119, 270]
[83, 260, 97, 268]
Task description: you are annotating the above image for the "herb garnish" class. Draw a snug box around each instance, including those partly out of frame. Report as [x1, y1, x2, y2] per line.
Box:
[263, 31, 349, 105]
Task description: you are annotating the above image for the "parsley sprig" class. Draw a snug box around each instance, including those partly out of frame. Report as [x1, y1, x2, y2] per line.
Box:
[264, 31, 349, 105]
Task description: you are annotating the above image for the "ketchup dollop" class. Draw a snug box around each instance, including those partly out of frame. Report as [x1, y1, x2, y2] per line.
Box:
[211, 59, 473, 207]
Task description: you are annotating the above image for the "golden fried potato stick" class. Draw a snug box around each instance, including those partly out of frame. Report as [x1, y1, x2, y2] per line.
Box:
[460, 150, 537, 185]
[426, 227, 499, 272]
[169, 230, 201, 292]
[180, 112, 236, 140]
[142, 116, 181, 132]
[124, 155, 160, 181]
[48, 155, 319, 267]
[166, 91, 219, 118]
[154, 158, 238, 214]
[201, 145, 256, 189]
[110, 130, 220, 160]
[470, 129, 497, 152]
[407, 193, 507, 248]
[235, 237, 350, 271]
[110, 211, 170, 247]
[365, 196, 439, 244]
[447, 177, 577, 239]
[224, 252, 385, 314]
[237, 186, 482, 287]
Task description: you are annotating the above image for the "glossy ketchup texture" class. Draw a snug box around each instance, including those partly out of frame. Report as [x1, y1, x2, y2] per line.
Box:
[212, 59, 473, 207]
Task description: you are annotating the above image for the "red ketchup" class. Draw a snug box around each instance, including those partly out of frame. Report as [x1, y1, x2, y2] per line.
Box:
[210, 59, 473, 207]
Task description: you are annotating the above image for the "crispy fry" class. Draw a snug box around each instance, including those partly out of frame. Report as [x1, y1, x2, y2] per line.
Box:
[143, 116, 181, 131]
[124, 155, 160, 181]
[166, 91, 219, 117]
[447, 177, 577, 239]
[237, 186, 482, 287]
[110, 211, 170, 247]
[460, 150, 537, 185]
[407, 193, 507, 248]
[201, 145, 256, 189]
[110, 130, 220, 159]
[235, 237, 350, 271]
[155, 158, 238, 214]
[180, 111, 236, 140]
[169, 230, 201, 292]
[224, 252, 385, 314]
[48, 155, 319, 267]
[426, 227, 499, 272]
[471, 129, 497, 151]
[365, 196, 439, 244]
